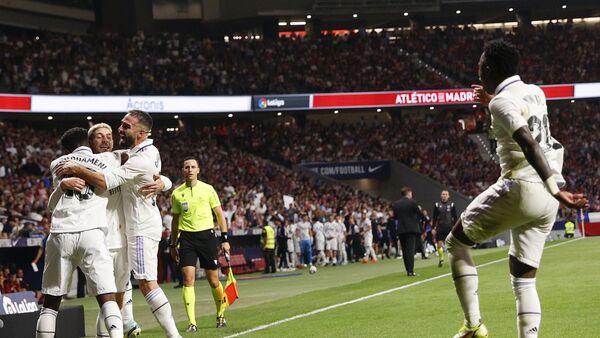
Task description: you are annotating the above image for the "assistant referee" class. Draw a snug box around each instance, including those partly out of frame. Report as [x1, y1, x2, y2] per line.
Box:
[169, 156, 230, 332]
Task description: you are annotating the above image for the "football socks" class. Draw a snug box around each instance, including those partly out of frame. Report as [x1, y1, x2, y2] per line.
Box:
[182, 286, 197, 326]
[512, 276, 541, 338]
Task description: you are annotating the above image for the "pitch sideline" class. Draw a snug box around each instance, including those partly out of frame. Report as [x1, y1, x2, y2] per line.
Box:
[224, 238, 584, 337]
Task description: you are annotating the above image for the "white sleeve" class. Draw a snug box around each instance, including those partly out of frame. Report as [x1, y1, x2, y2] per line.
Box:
[160, 175, 172, 191]
[490, 96, 528, 135]
[104, 153, 147, 190]
[48, 184, 63, 212]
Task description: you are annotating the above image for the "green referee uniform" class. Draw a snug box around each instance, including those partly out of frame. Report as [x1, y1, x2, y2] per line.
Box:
[171, 180, 221, 269]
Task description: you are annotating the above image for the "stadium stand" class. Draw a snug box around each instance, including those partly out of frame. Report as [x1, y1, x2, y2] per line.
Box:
[1, 22, 599, 96]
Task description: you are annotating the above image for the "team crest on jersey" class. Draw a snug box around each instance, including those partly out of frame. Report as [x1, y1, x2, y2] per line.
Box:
[181, 202, 189, 212]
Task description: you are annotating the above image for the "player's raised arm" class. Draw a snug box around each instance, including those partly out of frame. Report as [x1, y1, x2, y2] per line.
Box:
[511, 127, 588, 209]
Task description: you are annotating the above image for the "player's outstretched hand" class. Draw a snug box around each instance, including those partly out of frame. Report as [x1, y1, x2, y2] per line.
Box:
[56, 161, 82, 177]
[554, 191, 589, 209]
[139, 174, 164, 198]
[472, 84, 494, 106]
[60, 177, 86, 192]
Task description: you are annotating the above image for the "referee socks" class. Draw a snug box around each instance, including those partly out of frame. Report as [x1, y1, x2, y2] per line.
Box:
[183, 286, 197, 326]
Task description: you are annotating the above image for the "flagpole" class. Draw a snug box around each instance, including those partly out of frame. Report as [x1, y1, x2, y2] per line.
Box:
[580, 208, 586, 239]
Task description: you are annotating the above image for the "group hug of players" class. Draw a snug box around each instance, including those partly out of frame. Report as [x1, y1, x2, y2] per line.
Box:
[37, 110, 229, 338]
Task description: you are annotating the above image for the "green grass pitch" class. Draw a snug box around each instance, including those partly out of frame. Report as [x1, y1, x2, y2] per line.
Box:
[63, 237, 600, 337]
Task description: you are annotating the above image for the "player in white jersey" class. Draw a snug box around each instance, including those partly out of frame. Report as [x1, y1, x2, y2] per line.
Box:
[361, 216, 377, 263]
[84, 123, 172, 338]
[446, 40, 588, 338]
[37, 128, 123, 338]
[312, 217, 326, 266]
[57, 111, 181, 338]
[323, 215, 338, 265]
[285, 220, 296, 269]
[335, 215, 348, 265]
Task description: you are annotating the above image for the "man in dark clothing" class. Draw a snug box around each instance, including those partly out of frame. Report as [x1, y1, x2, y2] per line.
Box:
[392, 187, 426, 276]
[275, 219, 290, 270]
[432, 190, 458, 267]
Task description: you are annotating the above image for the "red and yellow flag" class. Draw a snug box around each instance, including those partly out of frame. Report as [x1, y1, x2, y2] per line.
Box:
[224, 267, 238, 305]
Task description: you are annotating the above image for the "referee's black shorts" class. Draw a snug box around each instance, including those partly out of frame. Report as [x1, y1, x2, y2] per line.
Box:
[435, 226, 451, 242]
[178, 229, 219, 270]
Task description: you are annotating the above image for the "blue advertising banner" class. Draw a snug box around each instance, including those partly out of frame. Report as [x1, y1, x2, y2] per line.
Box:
[0, 291, 38, 315]
[301, 161, 390, 179]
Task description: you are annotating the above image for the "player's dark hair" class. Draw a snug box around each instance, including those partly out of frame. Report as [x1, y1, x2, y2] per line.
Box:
[60, 127, 89, 152]
[483, 39, 520, 78]
[401, 187, 412, 196]
[128, 109, 153, 131]
[182, 156, 199, 166]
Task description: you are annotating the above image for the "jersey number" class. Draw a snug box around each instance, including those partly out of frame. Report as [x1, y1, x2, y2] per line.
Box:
[64, 185, 95, 201]
[527, 115, 551, 148]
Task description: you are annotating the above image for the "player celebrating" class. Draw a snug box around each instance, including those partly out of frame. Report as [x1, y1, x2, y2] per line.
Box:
[432, 190, 458, 267]
[57, 110, 181, 338]
[169, 157, 230, 332]
[446, 40, 588, 338]
[38, 128, 122, 338]
[85, 123, 171, 337]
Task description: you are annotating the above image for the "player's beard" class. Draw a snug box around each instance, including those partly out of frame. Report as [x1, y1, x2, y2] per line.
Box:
[119, 133, 134, 148]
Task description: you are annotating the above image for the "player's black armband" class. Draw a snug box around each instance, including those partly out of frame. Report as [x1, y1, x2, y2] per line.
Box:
[221, 233, 229, 243]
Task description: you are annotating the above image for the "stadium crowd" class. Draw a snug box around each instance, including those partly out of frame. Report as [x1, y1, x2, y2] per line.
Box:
[0, 29, 452, 96]
[400, 22, 600, 87]
[1, 21, 599, 96]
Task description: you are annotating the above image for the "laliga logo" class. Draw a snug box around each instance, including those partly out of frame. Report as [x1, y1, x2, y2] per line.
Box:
[258, 98, 268, 109]
[2, 296, 38, 314]
[258, 97, 285, 109]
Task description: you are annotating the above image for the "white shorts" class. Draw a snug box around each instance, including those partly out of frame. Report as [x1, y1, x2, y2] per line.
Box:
[338, 238, 345, 252]
[461, 179, 559, 268]
[109, 247, 130, 292]
[294, 239, 300, 254]
[128, 236, 159, 281]
[325, 238, 338, 251]
[316, 235, 325, 251]
[42, 229, 116, 297]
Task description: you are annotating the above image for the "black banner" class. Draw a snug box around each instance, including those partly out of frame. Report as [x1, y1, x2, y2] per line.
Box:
[301, 161, 390, 179]
[253, 95, 310, 111]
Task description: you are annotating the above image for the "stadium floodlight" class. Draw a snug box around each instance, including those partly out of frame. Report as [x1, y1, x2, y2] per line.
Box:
[277, 112, 282, 116]
[509, 7, 514, 12]
[173, 115, 179, 119]
[562, 4, 567, 9]
[571, 99, 575, 103]
[306, 14, 312, 19]
[290, 21, 306, 26]
[334, 110, 339, 114]
[47, 116, 53, 120]
[456, 10, 461, 14]
[278, 22, 288, 26]
[472, 104, 477, 108]
[429, 106, 435, 110]
[376, 108, 382, 112]
[353, 13, 358, 18]
[86, 116, 92, 120]
[404, 12, 409, 17]
[228, 113, 234, 118]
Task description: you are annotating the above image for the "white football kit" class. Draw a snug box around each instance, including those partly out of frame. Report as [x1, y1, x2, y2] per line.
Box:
[461, 75, 564, 268]
[43, 147, 116, 297]
[324, 221, 338, 251]
[313, 221, 325, 251]
[104, 139, 164, 281]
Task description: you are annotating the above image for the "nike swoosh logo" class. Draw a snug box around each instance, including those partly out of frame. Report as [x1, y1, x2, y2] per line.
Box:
[367, 165, 383, 173]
